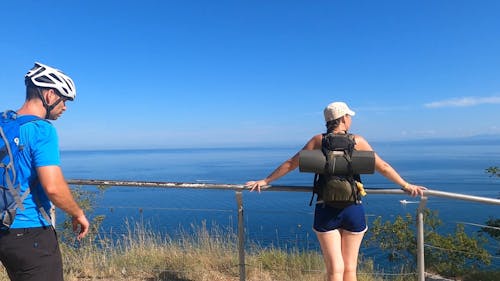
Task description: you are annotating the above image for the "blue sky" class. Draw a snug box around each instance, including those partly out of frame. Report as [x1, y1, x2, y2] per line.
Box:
[1, 1, 499, 150]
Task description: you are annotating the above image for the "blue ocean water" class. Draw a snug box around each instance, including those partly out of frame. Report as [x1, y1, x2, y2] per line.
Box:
[60, 140, 500, 269]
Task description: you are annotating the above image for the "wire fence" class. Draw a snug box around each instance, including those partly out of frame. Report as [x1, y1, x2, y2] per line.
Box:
[63, 179, 500, 281]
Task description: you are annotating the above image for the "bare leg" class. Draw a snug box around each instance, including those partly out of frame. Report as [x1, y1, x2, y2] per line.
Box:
[340, 229, 365, 281]
[316, 229, 343, 281]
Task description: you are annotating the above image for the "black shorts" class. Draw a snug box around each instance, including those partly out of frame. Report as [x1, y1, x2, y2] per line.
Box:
[0, 226, 63, 281]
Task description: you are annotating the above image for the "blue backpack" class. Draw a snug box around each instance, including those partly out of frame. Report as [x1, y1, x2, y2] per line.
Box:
[0, 110, 41, 229]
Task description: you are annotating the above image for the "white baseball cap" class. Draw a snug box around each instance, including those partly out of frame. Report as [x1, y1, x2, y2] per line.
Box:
[323, 102, 356, 122]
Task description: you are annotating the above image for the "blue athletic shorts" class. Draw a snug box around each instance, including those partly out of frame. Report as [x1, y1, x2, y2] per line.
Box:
[313, 203, 367, 233]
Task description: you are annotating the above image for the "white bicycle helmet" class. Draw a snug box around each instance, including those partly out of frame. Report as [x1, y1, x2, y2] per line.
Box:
[25, 62, 76, 100]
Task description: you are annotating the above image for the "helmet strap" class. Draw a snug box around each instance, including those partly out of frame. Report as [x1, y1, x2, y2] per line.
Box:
[36, 88, 64, 119]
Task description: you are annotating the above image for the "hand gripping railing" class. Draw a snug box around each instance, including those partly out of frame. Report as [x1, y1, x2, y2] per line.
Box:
[66, 179, 500, 281]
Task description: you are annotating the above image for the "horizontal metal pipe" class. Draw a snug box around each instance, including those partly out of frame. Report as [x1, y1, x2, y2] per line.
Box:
[67, 179, 247, 190]
[67, 179, 500, 206]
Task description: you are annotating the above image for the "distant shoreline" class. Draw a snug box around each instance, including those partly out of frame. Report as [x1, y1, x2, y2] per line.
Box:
[60, 134, 500, 152]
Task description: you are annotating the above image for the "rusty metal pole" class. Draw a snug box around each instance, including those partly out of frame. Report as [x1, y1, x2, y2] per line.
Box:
[236, 191, 246, 281]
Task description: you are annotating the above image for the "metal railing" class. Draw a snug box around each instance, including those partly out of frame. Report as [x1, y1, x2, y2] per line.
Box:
[67, 179, 500, 281]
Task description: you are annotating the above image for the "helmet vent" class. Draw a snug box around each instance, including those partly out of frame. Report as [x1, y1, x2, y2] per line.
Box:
[49, 73, 63, 83]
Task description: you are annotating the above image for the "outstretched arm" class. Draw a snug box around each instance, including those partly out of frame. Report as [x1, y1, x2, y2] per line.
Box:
[246, 134, 322, 192]
[37, 165, 90, 240]
[354, 136, 427, 197]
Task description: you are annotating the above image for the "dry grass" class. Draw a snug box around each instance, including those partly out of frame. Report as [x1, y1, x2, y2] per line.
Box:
[0, 222, 391, 281]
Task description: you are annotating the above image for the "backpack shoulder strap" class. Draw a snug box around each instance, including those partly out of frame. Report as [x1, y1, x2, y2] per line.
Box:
[13, 112, 43, 126]
[1, 110, 43, 126]
[309, 173, 320, 206]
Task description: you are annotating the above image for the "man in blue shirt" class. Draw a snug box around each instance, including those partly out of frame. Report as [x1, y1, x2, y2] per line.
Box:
[0, 62, 90, 281]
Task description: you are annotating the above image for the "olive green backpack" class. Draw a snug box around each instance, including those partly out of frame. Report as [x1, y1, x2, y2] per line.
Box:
[310, 133, 362, 208]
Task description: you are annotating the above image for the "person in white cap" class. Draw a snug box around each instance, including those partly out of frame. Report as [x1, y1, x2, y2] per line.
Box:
[246, 101, 426, 281]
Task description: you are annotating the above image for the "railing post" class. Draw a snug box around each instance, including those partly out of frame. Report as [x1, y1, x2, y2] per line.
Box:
[235, 191, 246, 281]
[416, 197, 428, 281]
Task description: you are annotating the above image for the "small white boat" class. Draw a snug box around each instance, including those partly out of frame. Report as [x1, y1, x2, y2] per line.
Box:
[399, 199, 419, 205]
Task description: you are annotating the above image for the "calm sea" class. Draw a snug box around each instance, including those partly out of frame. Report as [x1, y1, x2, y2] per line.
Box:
[59, 139, 500, 268]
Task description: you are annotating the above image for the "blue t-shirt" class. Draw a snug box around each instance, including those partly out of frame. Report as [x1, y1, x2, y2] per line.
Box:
[10, 117, 60, 228]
